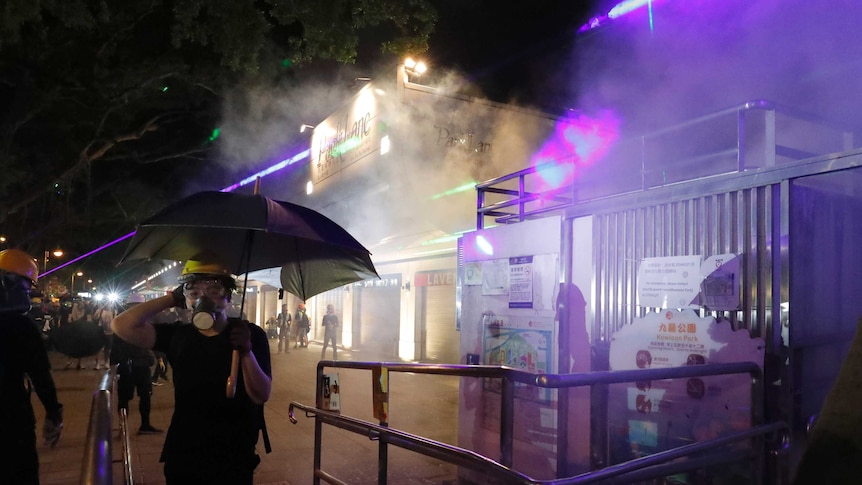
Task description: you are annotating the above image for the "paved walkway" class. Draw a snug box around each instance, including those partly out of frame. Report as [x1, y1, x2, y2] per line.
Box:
[34, 339, 460, 485]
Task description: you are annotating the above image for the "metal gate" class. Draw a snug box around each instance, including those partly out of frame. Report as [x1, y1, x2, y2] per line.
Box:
[588, 185, 779, 343]
[355, 277, 401, 360]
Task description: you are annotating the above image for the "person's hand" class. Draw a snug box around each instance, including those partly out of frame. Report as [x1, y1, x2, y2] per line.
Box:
[228, 320, 252, 355]
[171, 284, 187, 309]
[43, 405, 64, 448]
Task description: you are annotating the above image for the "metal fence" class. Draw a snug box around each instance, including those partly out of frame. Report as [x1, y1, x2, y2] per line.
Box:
[289, 360, 786, 484]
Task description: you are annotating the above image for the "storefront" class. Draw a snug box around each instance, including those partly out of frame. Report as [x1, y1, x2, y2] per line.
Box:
[353, 274, 401, 360]
[414, 269, 459, 363]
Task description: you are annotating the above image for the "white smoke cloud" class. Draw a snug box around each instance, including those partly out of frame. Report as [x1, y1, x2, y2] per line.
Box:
[576, 0, 862, 134]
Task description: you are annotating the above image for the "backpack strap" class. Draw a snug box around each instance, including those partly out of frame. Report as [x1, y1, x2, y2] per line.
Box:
[260, 405, 272, 453]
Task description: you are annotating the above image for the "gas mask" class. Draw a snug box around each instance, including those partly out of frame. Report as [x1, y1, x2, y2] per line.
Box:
[192, 296, 218, 330]
[0, 272, 32, 315]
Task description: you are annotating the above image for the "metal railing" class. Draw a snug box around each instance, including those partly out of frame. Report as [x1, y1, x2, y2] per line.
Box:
[476, 99, 855, 229]
[80, 365, 133, 485]
[289, 360, 787, 484]
[80, 368, 115, 485]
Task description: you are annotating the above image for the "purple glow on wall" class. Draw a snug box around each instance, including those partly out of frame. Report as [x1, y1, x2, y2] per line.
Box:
[530, 110, 620, 190]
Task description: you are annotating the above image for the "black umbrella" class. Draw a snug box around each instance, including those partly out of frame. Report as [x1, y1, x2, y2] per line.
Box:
[119, 191, 378, 275]
[50, 321, 106, 359]
[118, 189, 379, 395]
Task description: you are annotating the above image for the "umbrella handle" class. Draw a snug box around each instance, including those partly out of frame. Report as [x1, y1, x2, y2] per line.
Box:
[226, 349, 239, 398]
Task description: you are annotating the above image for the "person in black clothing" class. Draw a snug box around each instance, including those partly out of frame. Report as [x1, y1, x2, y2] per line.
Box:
[110, 308, 162, 435]
[112, 259, 271, 485]
[0, 249, 64, 484]
[320, 304, 339, 360]
[57, 293, 72, 327]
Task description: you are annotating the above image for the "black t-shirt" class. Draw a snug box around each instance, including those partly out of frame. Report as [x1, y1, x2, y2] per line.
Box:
[153, 320, 271, 469]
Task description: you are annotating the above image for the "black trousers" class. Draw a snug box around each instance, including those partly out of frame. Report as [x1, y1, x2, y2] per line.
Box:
[117, 364, 153, 425]
[2, 428, 39, 485]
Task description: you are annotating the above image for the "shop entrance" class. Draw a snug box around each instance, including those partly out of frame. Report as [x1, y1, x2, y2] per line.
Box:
[354, 276, 401, 360]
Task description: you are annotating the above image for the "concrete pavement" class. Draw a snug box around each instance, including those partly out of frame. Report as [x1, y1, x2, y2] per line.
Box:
[34, 339, 460, 485]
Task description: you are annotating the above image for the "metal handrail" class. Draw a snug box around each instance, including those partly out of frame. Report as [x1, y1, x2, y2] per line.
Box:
[80, 368, 115, 485]
[119, 407, 133, 484]
[475, 99, 855, 229]
[288, 404, 785, 485]
[291, 360, 779, 484]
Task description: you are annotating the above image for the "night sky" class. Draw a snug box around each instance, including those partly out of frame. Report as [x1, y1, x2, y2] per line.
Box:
[425, 1, 599, 110]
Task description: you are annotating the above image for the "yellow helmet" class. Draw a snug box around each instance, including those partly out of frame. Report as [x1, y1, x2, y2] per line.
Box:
[0, 249, 39, 284]
[180, 260, 232, 278]
[178, 260, 236, 292]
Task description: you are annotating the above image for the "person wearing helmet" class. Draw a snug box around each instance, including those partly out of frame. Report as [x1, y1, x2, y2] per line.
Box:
[0, 248, 64, 483]
[294, 302, 309, 348]
[111, 258, 271, 485]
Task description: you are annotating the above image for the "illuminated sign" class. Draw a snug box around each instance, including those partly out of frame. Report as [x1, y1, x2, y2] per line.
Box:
[354, 274, 401, 289]
[414, 270, 455, 287]
[312, 86, 379, 183]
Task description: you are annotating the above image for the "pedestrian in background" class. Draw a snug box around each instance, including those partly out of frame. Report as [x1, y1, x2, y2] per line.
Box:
[265, 314, 278, 339]
[276, 304, 291, 354]
[63, 298, 88, 369]
[320, 304, 339, 360]
[294, 303, 309, 348]
[0, 249, 64, 484]
[111, 333, 162, 435]
[94, 302, 115, 370]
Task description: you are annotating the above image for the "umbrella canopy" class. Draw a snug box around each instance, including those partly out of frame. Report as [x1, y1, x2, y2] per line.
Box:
[118, 192, 380, 289]
[51, 321, 106, 358]
[244, 253, 379, 301]
[118, 190, 379, 398]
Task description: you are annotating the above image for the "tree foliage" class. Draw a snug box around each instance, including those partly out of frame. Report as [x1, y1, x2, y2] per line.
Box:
[0, 0, 435, 279]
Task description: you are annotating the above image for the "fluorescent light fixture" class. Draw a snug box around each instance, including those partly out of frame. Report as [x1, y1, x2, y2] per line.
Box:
[380, 135, 391, 155]
[476, 235, 494, 256]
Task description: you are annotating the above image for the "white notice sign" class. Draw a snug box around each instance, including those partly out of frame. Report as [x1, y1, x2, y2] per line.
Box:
[508, 256, 534, 309]
[637, 255, 702, 309]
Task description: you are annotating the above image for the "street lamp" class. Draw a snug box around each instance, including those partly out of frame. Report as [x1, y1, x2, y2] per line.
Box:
[43, 248, 64, 273]
[71, 270, 83, 295]
[403, 57, 428, 78]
